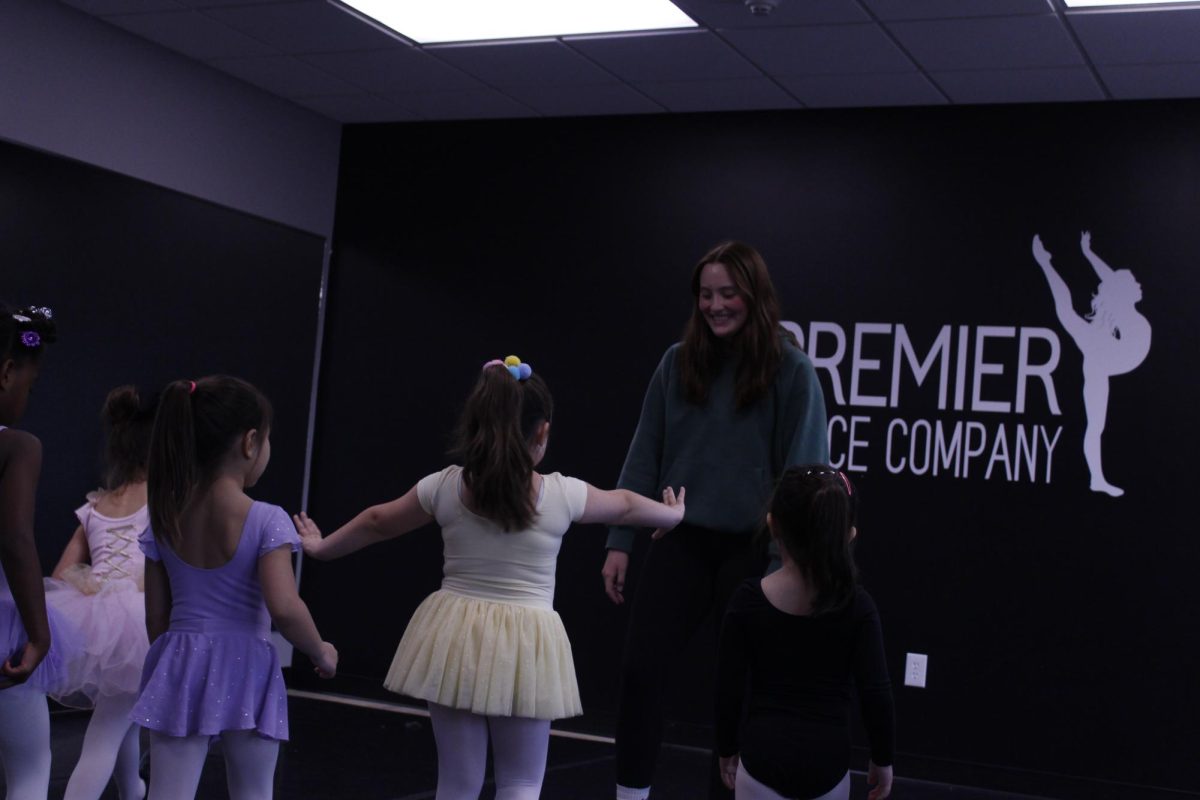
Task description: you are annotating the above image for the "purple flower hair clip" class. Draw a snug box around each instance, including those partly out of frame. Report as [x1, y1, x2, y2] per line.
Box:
[20, 331, 41, 348]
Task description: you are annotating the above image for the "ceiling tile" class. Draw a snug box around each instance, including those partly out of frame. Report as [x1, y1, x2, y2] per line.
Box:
[1097, 62, 1200, 99]
[102, 9, 277, 59]
[672, 0, 868, 28]
[383, 89, 538, 120]
[61, 0, 182, 12]
[429, 40, 616, 87]
[723, 24, 915, 76]
[1069, 8, 1200, 66]
[301, 48, 483, 93]
[779, 72, 946, 107]
[209, 54, 360, 97]
[204, 0, 402, 54]
[636, 77, 799, 111]
[888, 15, 1082, 71]
[861, 0, 1052, 21]
[567, 31, 759, 82]
[932, 67, 1105, 104]
[291, 93, 419, 122]
[501, 83, 664, 117]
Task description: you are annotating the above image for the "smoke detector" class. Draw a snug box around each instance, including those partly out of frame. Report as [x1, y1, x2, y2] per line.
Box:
[744, 0, 781, 16]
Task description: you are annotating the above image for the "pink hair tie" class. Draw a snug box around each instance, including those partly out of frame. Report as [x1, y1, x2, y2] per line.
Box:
[187, 380, 197, 395]
[482, 359, 505, 370]
[837, 470, 853, 496]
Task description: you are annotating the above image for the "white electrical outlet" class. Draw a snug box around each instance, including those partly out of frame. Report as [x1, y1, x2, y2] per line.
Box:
[905, 652, 928, 688]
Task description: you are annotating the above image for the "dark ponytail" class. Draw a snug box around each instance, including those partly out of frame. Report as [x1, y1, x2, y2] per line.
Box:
[451, 366, 554, 532]
[147, 376, 272, 548]
[101, 385, 158, 490]
[769, 465, 859, 616]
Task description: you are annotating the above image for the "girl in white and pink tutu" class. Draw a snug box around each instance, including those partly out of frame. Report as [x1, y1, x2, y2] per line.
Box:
[45, 385, 158, 800]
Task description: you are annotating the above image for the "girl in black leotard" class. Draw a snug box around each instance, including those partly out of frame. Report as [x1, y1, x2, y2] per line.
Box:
[716, 466, 894, 800]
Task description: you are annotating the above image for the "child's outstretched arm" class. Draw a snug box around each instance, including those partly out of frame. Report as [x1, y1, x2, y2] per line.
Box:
[51, 525, 90, 580]
[0, 430, 51, 687]
[577, 485, 685, 536]
[293, 485, 433, 562]
[259, 548, 337, 678]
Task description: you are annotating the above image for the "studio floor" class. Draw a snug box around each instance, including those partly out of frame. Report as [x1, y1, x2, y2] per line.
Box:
[38, 693, 1051, 800]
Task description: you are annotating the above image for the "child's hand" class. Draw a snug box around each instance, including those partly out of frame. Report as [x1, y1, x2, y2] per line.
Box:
[650, 486, 685, 540]
[292, 512, 324, 559]
[312, 641, 338, 679]
[718, 753, 739, 791]
[0, 639, 49, 690]
[867, 761, 893, 800]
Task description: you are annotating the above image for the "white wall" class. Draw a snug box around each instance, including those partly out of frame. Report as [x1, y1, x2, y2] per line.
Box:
[0, 0, 341, 237]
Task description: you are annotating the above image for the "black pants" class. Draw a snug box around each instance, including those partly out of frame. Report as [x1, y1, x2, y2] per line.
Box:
[614, 524, 765, 798]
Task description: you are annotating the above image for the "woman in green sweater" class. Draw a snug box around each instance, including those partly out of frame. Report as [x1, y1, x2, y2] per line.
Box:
[604, 241, 829, 800]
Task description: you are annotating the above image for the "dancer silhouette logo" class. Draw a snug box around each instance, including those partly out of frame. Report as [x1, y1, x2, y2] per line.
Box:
[1032, 233, 1151, 497]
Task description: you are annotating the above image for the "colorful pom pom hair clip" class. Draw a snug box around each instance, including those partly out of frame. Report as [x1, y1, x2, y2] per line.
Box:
[483, 355, 533, 381]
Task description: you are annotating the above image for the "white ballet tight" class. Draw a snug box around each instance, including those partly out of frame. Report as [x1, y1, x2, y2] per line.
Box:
[63, 692, 144, 800]
[736, 766, 850, 800]
[427, 703, 550, 800]
[0, 685, 50, 800]
[146, 729, 278, 800]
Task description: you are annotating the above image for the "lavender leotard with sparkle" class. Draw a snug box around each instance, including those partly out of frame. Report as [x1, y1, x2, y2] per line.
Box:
[130, 502, 299, 739]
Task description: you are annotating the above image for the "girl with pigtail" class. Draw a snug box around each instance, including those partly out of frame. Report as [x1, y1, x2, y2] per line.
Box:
[133, 375, 336, 800]
[715, 466, 894, 800]
[296, 356, 687, 800]
[45, 385, 158, 800]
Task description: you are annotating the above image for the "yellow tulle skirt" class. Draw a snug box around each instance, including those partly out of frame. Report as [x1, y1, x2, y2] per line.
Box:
[384, 590, 582, 720]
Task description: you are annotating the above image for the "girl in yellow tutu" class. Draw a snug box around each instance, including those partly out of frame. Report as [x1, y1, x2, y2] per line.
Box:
[295, 356, 685, 800]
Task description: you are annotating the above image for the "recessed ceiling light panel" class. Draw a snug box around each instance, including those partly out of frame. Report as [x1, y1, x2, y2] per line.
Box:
[1064, 0, 1200, 7]
[332, 0, 697, 44]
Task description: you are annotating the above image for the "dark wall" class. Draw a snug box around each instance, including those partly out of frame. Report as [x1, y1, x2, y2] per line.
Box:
[1, 137, 325, 568]
[302, 102, 1200, 799]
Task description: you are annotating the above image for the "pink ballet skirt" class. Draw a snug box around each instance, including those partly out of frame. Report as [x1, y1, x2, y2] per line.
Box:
[44, 572, 147, 706]
[43, 496, 150, 707]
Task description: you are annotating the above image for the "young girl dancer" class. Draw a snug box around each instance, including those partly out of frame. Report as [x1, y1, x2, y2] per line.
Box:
[295, 357, 686, 800]
[133, 375, 337, 799]
[715, 467, 893, 800]
[0, 303, 78, 800]
[45, 385, 158, 800]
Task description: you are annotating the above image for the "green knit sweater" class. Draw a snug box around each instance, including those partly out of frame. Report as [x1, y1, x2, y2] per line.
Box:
[606, 337, 829, 552]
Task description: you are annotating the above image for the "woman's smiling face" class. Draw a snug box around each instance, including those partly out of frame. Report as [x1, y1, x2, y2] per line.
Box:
[697, 262, 747, 338]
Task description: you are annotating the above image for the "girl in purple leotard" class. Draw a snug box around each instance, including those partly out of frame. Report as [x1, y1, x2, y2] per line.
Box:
[132, 375, 337, 799]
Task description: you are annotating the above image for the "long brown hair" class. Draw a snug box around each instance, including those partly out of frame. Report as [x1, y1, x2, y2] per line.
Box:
[147, 375, 273, 548]
[770, 465, 858, 616]
[451, 365, 554, 532]
[679, 241, 786, 410]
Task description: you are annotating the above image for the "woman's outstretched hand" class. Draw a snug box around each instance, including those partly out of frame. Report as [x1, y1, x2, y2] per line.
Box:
[649, 486, 685, 540]
[602, 550, 629, 605]
[292, 512, 324, 560]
